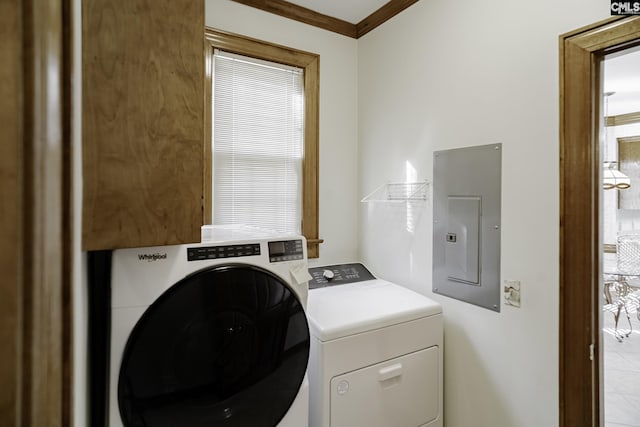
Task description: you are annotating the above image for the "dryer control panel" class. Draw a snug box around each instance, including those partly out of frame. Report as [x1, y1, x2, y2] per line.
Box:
[308, 263, 376, 289]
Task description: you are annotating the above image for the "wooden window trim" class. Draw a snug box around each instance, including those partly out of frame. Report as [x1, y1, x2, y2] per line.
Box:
[606, 111, 640, 126]
[618, 135, 640, 145]
[616, 135, 640, 212]
[204, 28, 322, 257]
[560, 15, 640, 427]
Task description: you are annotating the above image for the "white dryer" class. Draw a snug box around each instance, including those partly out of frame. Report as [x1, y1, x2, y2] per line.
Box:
[307, 263, 443, 427]
[109, 226, 312, 427]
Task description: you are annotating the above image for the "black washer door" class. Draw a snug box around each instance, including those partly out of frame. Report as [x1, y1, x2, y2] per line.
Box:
[118, 264, 310, 427]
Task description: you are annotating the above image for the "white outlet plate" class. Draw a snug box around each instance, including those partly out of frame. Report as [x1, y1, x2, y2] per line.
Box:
[504, 280, 521, 308]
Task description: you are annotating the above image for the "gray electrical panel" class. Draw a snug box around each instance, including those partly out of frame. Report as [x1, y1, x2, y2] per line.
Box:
[432, 144, 501, 312]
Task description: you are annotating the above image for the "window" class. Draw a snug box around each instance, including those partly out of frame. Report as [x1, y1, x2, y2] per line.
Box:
[213, 51, 304, 234]
[205, 29, 321, 257]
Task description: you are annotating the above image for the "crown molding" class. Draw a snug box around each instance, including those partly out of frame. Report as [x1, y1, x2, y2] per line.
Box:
[230, 0, 420, 39]
[356, 0, 419, 38]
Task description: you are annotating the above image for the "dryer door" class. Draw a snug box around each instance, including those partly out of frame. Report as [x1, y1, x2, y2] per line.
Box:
[117, 264, 310, 427]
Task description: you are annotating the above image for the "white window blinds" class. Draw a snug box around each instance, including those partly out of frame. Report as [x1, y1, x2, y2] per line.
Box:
[212, 50, 304, 234]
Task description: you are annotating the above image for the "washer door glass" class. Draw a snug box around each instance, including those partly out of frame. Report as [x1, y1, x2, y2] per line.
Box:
[118, 264, 310, 427]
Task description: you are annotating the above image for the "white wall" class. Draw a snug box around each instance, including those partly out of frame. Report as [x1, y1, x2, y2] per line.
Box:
[358, 1, 608, 426]
[206, 0, 360, 266]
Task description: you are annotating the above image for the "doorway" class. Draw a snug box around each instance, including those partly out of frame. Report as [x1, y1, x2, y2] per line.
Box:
[601, 49, 640, 426]
[560, 16, 640, 427]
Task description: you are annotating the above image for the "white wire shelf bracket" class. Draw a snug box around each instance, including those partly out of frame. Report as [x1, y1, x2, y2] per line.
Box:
[361, 181, 429, 203]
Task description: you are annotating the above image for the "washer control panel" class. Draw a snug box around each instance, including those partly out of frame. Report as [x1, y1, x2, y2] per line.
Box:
[268, 239, 304, 263]
[308, 263, 376, 289]
[187, 243, 260, 261]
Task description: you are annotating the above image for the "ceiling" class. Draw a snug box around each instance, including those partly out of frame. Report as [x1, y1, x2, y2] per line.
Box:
[285, 0, 390, 24]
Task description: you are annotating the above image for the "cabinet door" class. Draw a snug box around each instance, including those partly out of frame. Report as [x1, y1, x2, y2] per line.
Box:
[82, 0, 204, 250]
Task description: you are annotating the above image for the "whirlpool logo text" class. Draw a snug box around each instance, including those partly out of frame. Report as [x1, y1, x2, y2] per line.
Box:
[137, 253, 168, 262]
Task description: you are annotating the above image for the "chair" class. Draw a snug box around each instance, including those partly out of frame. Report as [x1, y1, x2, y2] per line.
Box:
[617, 233, 640, 274]
[604, 234, 640, 341]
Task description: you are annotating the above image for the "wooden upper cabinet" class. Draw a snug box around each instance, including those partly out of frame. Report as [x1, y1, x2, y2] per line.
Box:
[82, 0, 204, 250]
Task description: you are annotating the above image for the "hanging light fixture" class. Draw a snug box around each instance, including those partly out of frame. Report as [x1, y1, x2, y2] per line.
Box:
[602, 92, 631, 190]
[603, 161, 631, 189]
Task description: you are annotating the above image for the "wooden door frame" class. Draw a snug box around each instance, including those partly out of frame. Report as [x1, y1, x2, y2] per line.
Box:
[560, 15, 640, 427]
[0, 0, 73, 425]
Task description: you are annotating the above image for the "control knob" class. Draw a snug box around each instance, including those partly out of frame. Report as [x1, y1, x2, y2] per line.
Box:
[322, 269, 335, 280]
